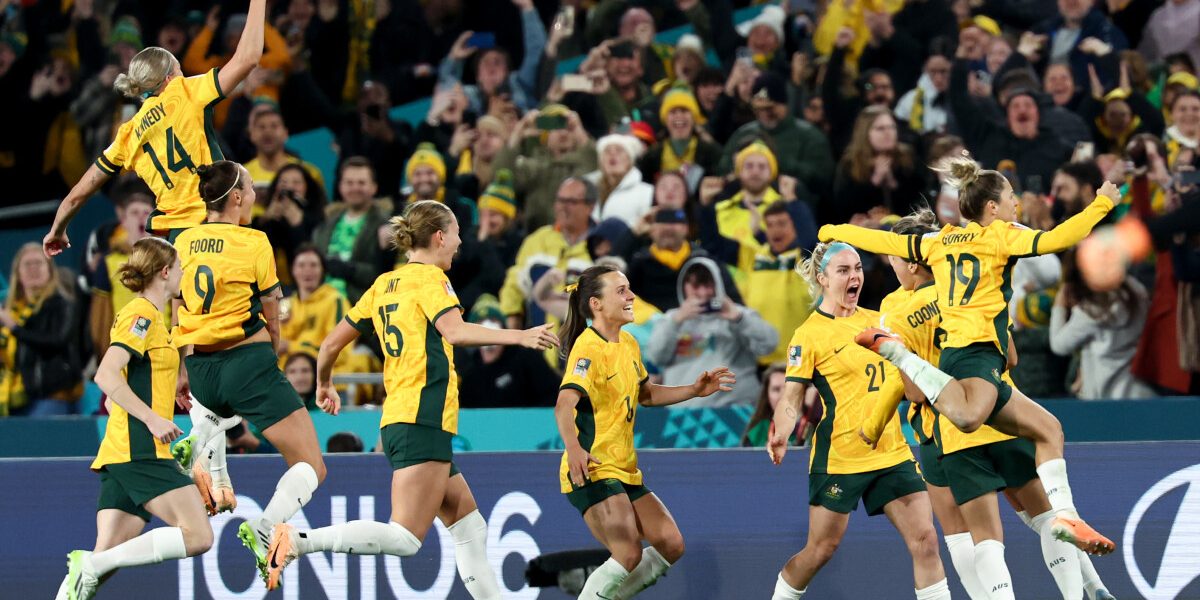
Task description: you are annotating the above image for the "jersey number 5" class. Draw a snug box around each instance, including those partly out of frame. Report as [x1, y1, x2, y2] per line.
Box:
[378, 304, 403, 358]
[945, 253, 981, 306]
[143, 126, 196, 190]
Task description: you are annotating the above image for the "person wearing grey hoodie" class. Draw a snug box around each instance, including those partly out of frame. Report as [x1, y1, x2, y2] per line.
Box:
[645, 257, 777, 407]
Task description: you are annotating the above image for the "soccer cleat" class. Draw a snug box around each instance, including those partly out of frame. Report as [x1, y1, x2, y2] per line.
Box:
[171, 433, 198, 469]
[237, 521, 270, 584]
[54, 572, 70, 600]
[1051, 514, 1116, 556]
[265, 523, 299, 591]
[854, 327, 904, 355]
[64, 550, 98, 600]
[192, 462, 219, 517]
[213, 484, 237, 514]
[1093, 590, 1116, 600]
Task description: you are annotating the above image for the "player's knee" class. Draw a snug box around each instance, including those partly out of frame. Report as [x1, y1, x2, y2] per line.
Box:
[657, 531, 685, 563]
[309, 458, 328, 484]
[1041, 417, 1064, 447]
[907, 526, 939, 561]
[612, 545, 642, 572]
[810, 537, 840, 566]
[184, 524, 214, 556]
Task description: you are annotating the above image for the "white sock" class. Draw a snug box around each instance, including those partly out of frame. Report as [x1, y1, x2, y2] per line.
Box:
[296, 520, 420, 556]
[973, 540, 1015, 600]
[614, 546, 672, 599]
[88, 527, 187, 576]
[945, 532, 988, 600]
[1078, 548, 1107, 599]
[1015, 510, 1033, 530]
[448, 510, 503, 600]
[252, 462, 318, 542]
[1036, 459, 1078, 515]
[203, 434, 230, 488]
[1032, 511, 1084, 600]
[185, 401, 240, 446]
[878, 341, 954, 402]
[771, 572, 805, 600]
[579, 557, 630, 600]
[915, 578, 951, 600]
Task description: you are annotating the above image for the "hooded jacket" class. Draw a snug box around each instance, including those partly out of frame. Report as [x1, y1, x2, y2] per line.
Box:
[645, 257, 778, 407]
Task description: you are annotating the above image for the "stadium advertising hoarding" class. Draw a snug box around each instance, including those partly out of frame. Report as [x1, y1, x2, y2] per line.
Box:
[1, 443, 1197, 599]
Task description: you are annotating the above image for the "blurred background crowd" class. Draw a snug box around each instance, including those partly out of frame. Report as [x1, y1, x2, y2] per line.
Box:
[0, 0, 1197, 449]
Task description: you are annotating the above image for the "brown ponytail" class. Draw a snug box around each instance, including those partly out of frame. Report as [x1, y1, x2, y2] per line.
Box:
[118, 238, 178, 292]
[197, 161, 244, 213]
[558, 264, 620, 359]
[931, 151, 1008, 222]
[390, 200, 455, 253]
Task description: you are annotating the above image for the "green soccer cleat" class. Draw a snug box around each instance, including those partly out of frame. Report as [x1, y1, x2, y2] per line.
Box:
[238, 521, 270, 584]
[65, 550, 98, 600]
[172, 434, 198, 469]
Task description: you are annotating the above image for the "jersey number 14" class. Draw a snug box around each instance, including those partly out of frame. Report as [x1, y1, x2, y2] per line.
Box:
[143, 127, 196, 190]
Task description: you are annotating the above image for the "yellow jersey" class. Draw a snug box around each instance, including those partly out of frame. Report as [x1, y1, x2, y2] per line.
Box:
[559, 327, 649, 493]
[280, 283, 348, 360]
[96, 69, 226, 232]
[744, 246, 813, 364]
[820, 195, 1114, 356]
[345, 263, 463, 433]
[786, 307, 913, 474]
[93, 297, 179, 469]
[174, 224, 281, 346]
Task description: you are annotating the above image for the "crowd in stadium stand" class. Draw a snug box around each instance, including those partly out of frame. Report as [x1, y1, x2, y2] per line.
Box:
[0, 0, 1198, 431]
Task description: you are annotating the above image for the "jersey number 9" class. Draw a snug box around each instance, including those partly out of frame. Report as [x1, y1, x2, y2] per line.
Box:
[142, 127, 196, 190]
[194, 265, 216, 314]
[378, 304, 403, 358]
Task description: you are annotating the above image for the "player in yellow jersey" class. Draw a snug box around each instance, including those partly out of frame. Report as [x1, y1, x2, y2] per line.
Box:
[765, 242, 951, 600]
[170, 161, 328, 584]
[43, 0, 267, 253]
[859, 211, 1115, 600]
[554, 264, 735, 600]
[263, 201, 558, 597]
[56, 238, 211, 600]
[819, 153, 1118, 556]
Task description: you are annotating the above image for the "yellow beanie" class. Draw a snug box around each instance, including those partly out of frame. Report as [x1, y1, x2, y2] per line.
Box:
[659, 88, 706, 126]
[1168, 71, 1200, 91]
[405, 143, 446, 184]
[734, 140, 778, 180]
[478, 169, 517, 219]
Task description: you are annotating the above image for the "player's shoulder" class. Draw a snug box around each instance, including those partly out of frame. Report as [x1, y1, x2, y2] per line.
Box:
[879, 287, 911, 314]
[572, 327, 606, 354]
[618, 328, 640, 349]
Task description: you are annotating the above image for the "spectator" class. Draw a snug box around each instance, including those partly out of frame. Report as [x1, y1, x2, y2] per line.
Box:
[585, 134, 653, 229]
[693, 66, 728, 125]
[1080, 66, 1164, 155]
[1051, 251, 1155, 399]
[500, 177, 595, 333]
[645, 257, 777, 407]
[740, 364, 814, 447]
[1028, 0, 1129, 88]
[893, 53, 952, 135]
[1051, 160, 1104, 222]
[1138, 0, 1200, 75]
[927, 134, 967, 224]
[284, 352, 319, 411]
[312, 157, 389, 302]
[70, 17, 141, 160]
[667, 34, 707, 89]
[8, 53, 86, 201]
[831, 105, 928, 224]
[0, 243, 81, 416]
[449, 115, 509, 201]
[858, 6, 925, 96]
[584, 38, 651, 127]
[587, 218, 636, 263]
[416, 83, 471, 158]
[337, 80, 413, 197]
[949, 29, 1073, 193]
[494, 105, 597, 232]
[437, 0, 547, 114]
[458, 294, 559, 408]
[720, 72, 834, 197]
[255, 163, 329, 282]
[733, 5, 788, 80]
[326, 431, 365, 453]
[1165, 89, 1200, 160]
[475, 169, 524, 268]
[244, 104, 324, 190]
[183, 8, 291, 128]
[822, 27, 902, 157]
[707, 58, 759, 146]
[743, 202, 814, 366]
[400, 143, 476, 228]
[279, 245, 349, 361]
[639, 88, 721, 186]
[617, 7, 667, 86]
[1044, 62, 1081, 110]
[88, 191, 155, 361]
[628, 208, 742, 313]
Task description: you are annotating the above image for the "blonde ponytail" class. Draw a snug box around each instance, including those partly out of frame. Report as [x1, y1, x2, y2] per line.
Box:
[931, 150, 1008, 222]
[114, 47, 177, 99]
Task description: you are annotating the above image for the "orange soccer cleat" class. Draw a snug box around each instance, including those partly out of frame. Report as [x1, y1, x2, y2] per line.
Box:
[1051, 514, 1116, 556]
[266, 523, 299, 591]
[854, 327, 904, 355]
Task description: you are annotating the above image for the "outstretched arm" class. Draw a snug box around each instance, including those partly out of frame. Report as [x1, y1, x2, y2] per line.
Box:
[434, 307, 558, 349]
[1010, 182, 1119, 256]
[638, 367, 735, 407]
[44, 163, 112, 256]
[819, 223, 919, 260]
[217, 0, 267, 94]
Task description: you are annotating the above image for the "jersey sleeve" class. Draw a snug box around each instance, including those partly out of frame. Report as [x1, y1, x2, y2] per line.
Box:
[819, 224, 919, 261]
[560, 339, 598, 397]
[97, 121, 134, 175]
[254, 237, 281, 297]
[418, 269, 463, 324]
[784, 328, 815, 383]
[344, 282, 377, 336]
[109, 307, 153, 359]
[1005, 194, 1115, 257]
[180, 69, 225, 108]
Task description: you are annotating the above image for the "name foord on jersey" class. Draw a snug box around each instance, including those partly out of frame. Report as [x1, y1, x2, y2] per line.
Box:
[189, 238, 225, 254]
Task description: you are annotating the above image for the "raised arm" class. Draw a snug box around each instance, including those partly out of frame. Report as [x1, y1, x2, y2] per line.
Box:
[434, 307, 557, 349]
[1010, 183, 1118, 256]
[95, 346, 183, 443]
[44, 163, 112, 256]
[217, 0, 267, 95]
[818, 223, 918, 260]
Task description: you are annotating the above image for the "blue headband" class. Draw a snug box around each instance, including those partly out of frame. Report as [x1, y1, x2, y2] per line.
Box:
[819, 242, 855, 272]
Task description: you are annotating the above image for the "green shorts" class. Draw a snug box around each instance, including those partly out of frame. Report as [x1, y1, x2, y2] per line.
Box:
[186, 342, 304, 431]
[97, 459, 194, 521]
[809, 461, 926, 516]
[566, 478, 651, 515]
[939, 343, 1012, 422]
[917, 440, 949, 488]
[941, 438, 1038, 505]
[146, 210, 189, 243]
[381, 422, 460, 476]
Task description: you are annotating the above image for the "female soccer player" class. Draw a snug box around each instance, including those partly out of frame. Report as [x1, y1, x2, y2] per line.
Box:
[767, 242, 950, 600]
[860, 210, 1114, 600]
[172, 160, 327, 582]
[555, 264, 735, 600]
[57, 238, 211, 600]
[44, 0, 267, 251]
[263, 200, 559, 597]
[820, 153, 1119, 555]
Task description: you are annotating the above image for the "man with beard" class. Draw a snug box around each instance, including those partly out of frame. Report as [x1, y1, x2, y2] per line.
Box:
[312, 157, 391, 303]
[401, 143, 476, 229]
